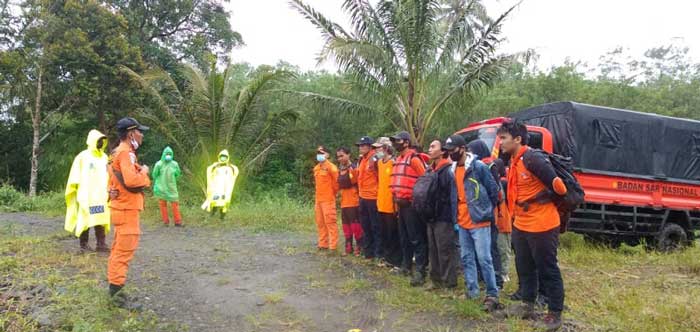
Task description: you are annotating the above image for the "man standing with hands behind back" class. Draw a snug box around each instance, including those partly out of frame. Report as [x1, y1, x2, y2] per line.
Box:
[107, 117, 151, 309]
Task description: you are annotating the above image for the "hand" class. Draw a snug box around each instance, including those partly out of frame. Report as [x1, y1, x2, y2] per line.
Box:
[141, 165, 150, 174]
[109, 189, 119, 200]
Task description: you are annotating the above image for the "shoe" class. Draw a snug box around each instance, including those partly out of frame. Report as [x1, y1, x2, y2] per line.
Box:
[503, 275, 511, 283]
[317, 247, 328, 251]
[163, 221, 169, 226]
[506, 302, 536, 320]
[534, 312, 562, 331]
[344, 242, 353, 256]
[109, 284, 142, 311]
[174, 223, 183, 227]
[425, 281, 443, 291]
[482, 296, 500, 313]
[353, 246, 361, 257]
[509, 289, 523, 301]
[409, 272, 426, 287]
[79, 245, 93, 254]
[95, 245, 110, 253]
[377, 259, 390, 268]
[400, 267, 411, 277]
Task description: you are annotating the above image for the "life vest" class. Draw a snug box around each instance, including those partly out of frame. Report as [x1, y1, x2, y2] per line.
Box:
[390, 149, 424, 200]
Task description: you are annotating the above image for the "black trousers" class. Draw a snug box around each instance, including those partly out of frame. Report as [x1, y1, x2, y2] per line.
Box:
[359, 199, 382, 258]
[379, 212, 403, 267]
[512, 226, 565, 313]
[397, 202, 428, 274]
[427, 221, 458, 287]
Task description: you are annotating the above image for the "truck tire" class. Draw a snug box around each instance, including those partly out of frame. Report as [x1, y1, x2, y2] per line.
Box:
[656, 223, 687, 252]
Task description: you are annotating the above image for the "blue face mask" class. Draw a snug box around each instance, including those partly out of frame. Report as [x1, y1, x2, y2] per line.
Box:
[316, 154, 326, 163]
[165, 154, 173, 162]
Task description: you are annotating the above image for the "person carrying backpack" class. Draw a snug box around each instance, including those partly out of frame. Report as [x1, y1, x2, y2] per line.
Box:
[423, 139, 459, 289]
[390, 131, 428, 286]
[497, 120, 568, 331]
[443, 134, 501, 311]
[467, 139, 506, 288]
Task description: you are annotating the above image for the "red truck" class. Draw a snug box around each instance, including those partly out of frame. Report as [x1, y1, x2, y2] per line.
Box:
[456, 101, 700, 250]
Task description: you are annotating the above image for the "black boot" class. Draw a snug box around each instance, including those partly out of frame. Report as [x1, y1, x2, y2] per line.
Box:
[95, 226, 109, 253]
[109, 283, 122, 297]
[79, 230, 92, 252]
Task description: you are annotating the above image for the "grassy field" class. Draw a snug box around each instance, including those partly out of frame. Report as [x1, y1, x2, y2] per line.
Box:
[1, 186, 699, 331]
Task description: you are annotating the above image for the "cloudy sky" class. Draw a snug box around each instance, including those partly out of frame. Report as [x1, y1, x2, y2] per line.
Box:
[227, 0, 700, 72]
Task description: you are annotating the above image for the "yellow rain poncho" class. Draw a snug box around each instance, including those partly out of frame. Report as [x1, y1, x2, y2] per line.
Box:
[201, 149, 239, 213]
[64, 129, 110, 237]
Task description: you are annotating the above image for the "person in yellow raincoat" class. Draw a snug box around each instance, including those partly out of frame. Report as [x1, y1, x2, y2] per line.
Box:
[201, 149, 239, 219]
[64, 129, 111, 253]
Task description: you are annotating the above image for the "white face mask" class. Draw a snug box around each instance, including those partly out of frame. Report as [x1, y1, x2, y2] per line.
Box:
[130, 137, 139, 150]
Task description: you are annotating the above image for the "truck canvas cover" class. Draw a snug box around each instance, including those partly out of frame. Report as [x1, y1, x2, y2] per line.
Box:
[510, 101, 700, 183]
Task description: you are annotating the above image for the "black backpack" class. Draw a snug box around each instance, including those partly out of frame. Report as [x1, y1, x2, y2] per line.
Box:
[412, 168, 441, 219]
[523, 149, 585, 233]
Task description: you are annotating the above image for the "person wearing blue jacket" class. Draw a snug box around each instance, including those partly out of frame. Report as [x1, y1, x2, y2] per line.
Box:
[443, 134, 501, 312]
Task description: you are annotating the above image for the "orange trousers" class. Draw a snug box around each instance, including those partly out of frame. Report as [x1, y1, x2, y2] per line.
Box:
[158, 200, 182, 225]
[108, 209, 141, 286]
[314, 200, 338, 250]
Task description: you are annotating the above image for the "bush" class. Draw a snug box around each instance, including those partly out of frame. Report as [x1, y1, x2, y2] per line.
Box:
[0, 184, 64, 215]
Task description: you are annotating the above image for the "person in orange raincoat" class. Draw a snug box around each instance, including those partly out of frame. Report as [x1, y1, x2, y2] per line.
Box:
[313, 146, 339, 251]
[107, 117, 151, 309]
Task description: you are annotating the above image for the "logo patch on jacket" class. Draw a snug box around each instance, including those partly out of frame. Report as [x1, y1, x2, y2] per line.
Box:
[89, 205, 105, 214]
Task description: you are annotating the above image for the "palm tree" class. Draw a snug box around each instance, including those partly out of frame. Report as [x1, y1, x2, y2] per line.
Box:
[122, 61, 297, 191]
[290, 0, 519, 146]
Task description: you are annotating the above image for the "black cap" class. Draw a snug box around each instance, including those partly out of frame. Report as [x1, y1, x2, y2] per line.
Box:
[116, 117, 149, 133]
[389, 131, 411, 142]
[442, 135, 467, 150]
[355, 136, 374, 146]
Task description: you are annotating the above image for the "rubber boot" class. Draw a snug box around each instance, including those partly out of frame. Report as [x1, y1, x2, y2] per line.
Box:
[79, 230, 92, 252]
[95, 226, 109, 253]
[109, 284, 142, 311]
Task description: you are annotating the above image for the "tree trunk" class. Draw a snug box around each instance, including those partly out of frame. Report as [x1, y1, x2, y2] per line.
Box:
[29, 66, 43, 197]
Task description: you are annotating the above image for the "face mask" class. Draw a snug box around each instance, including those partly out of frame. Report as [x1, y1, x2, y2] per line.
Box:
[220, 156, 228, 163]
[130, 138, 139, 150]
[392, 143, 406, 153]
[165, 155, 173, 162]
[96, 139, 105, 150]
[450, 149, 463, 163]
[375, 151, 385, 160]
[316, 154, 326, 163]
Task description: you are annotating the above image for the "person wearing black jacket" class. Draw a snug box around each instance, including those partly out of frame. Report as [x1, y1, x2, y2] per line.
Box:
[425, 139, 459, 289]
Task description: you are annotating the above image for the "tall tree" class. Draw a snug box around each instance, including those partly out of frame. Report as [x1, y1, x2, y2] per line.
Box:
[109, 0, 243, 70]
[0, 0, 144, 195]
[290, 0, 518, 145]
[122, 61, 298, 191]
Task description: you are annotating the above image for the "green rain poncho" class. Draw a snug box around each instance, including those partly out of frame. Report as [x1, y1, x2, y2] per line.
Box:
[201, 149, 239, 213]
[152, 146, 182, 202]
[64, 129, 110, 236]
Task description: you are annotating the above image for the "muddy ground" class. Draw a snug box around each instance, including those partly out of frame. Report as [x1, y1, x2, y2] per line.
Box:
[1, 213, 476, 332]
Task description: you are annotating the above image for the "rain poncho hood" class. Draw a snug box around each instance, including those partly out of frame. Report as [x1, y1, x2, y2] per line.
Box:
[201, 149, 239, 213]
[64, 129, 110, 236]
[152, 146, 181, 202]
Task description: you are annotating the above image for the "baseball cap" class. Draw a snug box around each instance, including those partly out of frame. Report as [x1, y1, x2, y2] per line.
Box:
[355, 136, 374, 146]
[442, 135, 467, 150]
[116, 117, 149, 133]
[372, 137, 391, 147]
[389, 131, 411, 142]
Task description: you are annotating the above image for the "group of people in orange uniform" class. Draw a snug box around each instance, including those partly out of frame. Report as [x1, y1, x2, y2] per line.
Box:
[313, 122, 568, 331]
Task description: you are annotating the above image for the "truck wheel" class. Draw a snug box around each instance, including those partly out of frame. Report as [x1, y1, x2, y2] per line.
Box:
[656, 223, 687, 252]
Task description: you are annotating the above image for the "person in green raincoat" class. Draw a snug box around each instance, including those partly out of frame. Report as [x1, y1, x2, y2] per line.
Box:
[65, 129, 111, 253]
[201, 150, 239, 219]
[152, 146, 183, 226]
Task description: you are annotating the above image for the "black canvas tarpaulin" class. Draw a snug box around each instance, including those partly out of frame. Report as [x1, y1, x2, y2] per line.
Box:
[510, 101, 700, 183]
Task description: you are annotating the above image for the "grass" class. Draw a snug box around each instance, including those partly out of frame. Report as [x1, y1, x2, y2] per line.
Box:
[0, 232, 182, 332]
[3, 187, 700, 332]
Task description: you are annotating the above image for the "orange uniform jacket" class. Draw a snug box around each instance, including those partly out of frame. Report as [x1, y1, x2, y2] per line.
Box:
[314, 161, 339, 203]
[377, 158, 395, 213]
[109, 142, 151, 233]
[507, 146, 562, 233]
[339, 165, 360, 208]
[357, 151, 378, 200]
[455, 166, 489, 230]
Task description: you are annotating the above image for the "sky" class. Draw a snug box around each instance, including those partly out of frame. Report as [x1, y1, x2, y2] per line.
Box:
[227, 0, 700, 72]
